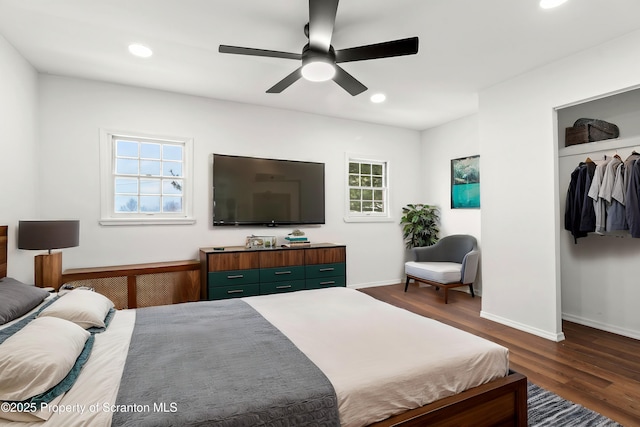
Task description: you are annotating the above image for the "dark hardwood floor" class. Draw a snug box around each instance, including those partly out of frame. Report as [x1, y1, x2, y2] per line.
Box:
[359, 283, 640, 426]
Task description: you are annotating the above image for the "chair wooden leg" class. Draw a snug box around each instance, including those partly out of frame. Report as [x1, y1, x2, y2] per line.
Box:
[444, 288, 449, 304]
[469, 284, 475, 298]
[404, 276, 410, 292]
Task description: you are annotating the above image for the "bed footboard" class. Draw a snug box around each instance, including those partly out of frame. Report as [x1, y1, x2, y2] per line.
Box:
[369, 370, 527, 427]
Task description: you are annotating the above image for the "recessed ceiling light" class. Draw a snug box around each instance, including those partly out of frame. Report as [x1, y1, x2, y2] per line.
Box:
[128, 44, 153, 58]
[370, 93, 386, 103]
[540, 0, 569, 9]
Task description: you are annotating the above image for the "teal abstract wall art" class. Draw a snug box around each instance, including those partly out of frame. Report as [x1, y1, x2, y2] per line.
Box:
[451, 155, 480, 209]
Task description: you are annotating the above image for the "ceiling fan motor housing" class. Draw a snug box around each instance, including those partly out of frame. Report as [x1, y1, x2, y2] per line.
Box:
[301, 44, 337, 82]
[302, 44, 336, 66]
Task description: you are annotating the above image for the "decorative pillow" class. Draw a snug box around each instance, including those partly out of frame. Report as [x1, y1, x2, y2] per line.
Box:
[0, 278, 50, 325]
[0, 316, 90, 401]
[0, 297, 58, 345]
[38, 289, 114, 329]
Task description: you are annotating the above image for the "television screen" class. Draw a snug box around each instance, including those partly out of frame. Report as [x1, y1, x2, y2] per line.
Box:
[212, 154, 325, 226]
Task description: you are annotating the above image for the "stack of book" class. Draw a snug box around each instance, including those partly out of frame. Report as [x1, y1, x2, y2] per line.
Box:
[284, 235, 310, 247]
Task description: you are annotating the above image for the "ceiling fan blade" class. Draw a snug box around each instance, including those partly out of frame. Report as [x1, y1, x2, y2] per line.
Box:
[308, 0, 339, 52]
[219, 45, 301, 60]
[266, 67, 303, 93]
[333, 65, 367, 96]
[335, 37, 419, 63]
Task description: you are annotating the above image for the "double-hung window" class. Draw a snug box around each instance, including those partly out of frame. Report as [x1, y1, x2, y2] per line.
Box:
[345, 155, 392, 222]
[100, 130, 194, 225]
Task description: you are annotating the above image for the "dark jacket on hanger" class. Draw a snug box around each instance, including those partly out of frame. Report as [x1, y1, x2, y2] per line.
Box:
[565, 162, 589, 243]
[626, 158, 640, 238]
[578, 160, 596, 232]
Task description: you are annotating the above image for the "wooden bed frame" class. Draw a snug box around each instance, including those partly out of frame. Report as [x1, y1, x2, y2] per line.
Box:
[371, 370, 527, 426]
[0, 224, 527, 426]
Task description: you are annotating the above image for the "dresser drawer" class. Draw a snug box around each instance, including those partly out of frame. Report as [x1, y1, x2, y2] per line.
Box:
[305, 263, 345, 279]
[259, 250, 304, 268]
[260, 280, 306, 295]
[208, 284, 260, 300]
[306, 276, 346, 290]
[207, 252, 259, 271]
[304, 247, 346, 265]
[208, 269, 259, 287]
[259, 266, 305, 283]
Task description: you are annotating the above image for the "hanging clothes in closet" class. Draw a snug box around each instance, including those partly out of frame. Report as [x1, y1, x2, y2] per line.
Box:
[598, 154, 622, 232]
[587, 156, 613, 234]
[564, 159, 595, 243]
[564, 151, 640, 242]
[626, 151, 640, 237]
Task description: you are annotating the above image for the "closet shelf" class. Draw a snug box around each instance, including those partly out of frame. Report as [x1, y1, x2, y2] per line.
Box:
[558, 135, 640, 158]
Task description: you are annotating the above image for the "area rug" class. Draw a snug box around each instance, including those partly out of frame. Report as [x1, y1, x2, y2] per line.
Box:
[528, 382, 623, 426]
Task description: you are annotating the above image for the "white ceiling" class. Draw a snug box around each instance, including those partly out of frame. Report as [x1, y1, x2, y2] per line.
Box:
[2, 0, 640, 130]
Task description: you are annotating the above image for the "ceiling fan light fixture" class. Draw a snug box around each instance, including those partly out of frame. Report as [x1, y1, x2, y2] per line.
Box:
[301, 61, 336, 82]
[539, 0, 569, 9]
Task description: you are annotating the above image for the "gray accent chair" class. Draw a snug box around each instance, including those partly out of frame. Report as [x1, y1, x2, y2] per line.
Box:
[404, 234, 479, 304]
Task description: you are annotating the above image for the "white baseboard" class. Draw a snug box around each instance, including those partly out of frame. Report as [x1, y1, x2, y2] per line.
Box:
[481, 311, 566, 342]
[562, 313, 640, 341]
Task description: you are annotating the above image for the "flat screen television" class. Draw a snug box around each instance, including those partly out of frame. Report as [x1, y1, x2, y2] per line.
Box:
[212, 154, 325, 226]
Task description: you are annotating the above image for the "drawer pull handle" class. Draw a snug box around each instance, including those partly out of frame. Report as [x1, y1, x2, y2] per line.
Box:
[319, 268, 335, 272]
[227, 289, 244, 294]
[275, 271, 292, 275]
[320, 281, 336, 285]
[227, 274, 244, 279]
[276, 285, 292, 289]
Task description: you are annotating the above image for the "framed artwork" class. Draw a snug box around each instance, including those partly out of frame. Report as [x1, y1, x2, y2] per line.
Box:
[451, 155, 480, 209]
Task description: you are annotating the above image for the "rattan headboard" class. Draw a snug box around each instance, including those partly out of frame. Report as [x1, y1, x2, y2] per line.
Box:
[0, 225, 7, 279]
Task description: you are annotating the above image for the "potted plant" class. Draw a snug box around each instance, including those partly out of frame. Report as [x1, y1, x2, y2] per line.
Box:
[400, 204, 440, 249]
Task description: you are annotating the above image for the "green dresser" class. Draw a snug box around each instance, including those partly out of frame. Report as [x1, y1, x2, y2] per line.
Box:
[209, 283, 260, 300]
[305, 263, 347, 289]
[259, 265, 306, 295]
[208, 269, 260, 299]
[200, 244, 346, 300]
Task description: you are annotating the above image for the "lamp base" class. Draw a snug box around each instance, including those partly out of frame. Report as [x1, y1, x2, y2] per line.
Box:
[34, 252, 62, 290]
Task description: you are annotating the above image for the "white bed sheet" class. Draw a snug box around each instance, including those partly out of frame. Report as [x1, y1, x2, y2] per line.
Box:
[0, 287, 508, 427]
[245, 287, 509, 427]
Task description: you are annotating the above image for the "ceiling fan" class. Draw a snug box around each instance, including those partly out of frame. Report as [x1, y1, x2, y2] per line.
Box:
[218, 0, 419, 96]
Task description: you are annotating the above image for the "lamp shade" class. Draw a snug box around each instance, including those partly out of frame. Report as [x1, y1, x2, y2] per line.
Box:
[18, 220, 80, 251]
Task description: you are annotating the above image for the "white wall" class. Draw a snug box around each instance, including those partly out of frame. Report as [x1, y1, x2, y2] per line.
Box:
[421, 114, 482, 291]
[37, 75, 422, 287]
[478, 29, 640, 341]
[0, 35, 39, 281]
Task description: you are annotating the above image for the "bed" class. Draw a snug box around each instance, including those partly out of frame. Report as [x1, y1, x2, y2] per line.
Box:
[0, 225, 527, 426]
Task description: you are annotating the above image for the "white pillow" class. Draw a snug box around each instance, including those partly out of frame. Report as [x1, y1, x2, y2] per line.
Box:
[38, 289, 114, 329]
[0, 317, 89, 401]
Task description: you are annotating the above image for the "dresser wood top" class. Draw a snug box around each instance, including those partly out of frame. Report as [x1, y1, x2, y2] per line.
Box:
[200, 242, 345, 254]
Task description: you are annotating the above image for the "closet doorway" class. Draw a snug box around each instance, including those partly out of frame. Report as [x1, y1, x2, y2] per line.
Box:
[556, 86, 640, 341]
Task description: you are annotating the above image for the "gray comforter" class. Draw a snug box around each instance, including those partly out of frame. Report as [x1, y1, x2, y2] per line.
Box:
[111, 299, 339, 427]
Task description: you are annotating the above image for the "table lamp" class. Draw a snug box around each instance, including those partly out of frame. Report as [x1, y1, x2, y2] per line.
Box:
[18, 220, 79, 290]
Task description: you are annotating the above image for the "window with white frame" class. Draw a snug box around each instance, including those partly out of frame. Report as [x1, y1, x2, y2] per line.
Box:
[100, 130, 194, 225]
[345, 156, 391, 222]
